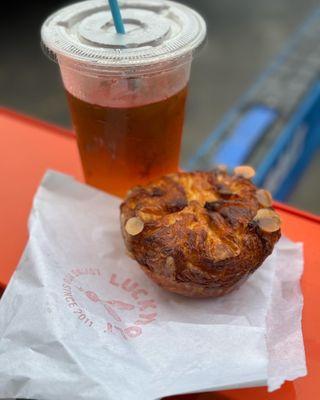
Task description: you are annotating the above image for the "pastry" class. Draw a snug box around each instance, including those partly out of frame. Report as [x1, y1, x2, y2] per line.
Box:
[120, 167, 281, 298]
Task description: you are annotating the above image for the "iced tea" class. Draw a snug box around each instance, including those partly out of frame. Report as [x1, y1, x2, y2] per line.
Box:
[67, 86, 188, 197]
[42, 1, 206, 198]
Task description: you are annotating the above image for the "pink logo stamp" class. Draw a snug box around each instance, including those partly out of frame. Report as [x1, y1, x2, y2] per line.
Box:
[62, 268, 158, 340]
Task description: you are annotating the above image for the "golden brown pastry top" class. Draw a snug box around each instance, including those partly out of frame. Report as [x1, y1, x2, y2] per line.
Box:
[120, 169, 281, 290]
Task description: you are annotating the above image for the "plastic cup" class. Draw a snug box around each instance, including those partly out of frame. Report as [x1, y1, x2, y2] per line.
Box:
[41, 0, 206, 197]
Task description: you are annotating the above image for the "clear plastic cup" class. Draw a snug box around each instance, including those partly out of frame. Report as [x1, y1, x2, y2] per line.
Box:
[41, 0, 206, 197]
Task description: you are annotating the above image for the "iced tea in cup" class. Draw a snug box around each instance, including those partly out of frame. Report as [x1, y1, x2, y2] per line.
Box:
[41, 0, 206, 197]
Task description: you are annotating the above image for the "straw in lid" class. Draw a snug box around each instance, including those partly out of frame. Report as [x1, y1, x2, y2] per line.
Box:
[41, 0, 207, 71]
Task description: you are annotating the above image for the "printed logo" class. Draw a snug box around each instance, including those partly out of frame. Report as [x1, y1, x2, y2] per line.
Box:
[62, 268, 158, 340]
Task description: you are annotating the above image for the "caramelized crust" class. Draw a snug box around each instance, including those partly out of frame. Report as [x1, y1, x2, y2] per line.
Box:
[120, 171, 281, 298]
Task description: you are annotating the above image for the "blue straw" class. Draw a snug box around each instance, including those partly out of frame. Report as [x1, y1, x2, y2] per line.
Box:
[108, 0, 126, 34]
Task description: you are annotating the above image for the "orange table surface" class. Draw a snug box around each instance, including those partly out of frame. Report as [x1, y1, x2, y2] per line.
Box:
[0, 107, 319, 399]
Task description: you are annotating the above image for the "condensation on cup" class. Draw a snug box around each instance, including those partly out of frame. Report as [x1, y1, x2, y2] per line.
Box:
[41, 0, 207, 197]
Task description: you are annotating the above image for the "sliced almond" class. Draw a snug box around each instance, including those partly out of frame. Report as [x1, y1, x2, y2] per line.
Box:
[164, 256, 176, 277]
[256, 218, 280, 233]
[253, 209, 281, 232]
[215, 164, 228, 173]
[125, 217, 144, 236]
[166, 256, 175, 268]
[255, 208, 281, 222]
[256, 189, 273, 208]
[234, 165, 256, 179]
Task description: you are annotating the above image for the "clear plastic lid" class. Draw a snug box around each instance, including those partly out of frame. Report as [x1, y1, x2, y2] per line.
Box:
[41, 0, 206, 70]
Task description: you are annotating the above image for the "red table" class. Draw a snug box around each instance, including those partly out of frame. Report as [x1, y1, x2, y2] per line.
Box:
[0, 107, 319, 399]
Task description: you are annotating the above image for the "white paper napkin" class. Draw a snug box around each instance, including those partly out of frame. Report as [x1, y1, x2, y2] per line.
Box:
[0, 171, 306, 399]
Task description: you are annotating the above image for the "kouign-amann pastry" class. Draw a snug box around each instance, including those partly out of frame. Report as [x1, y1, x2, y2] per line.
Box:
[120, 168, 281, 298]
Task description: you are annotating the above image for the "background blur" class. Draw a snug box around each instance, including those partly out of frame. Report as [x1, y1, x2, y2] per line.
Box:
[1, 0, 319, 213]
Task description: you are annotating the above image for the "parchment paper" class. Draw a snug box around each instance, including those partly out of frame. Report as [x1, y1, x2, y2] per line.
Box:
[0, 171, 306, 399]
